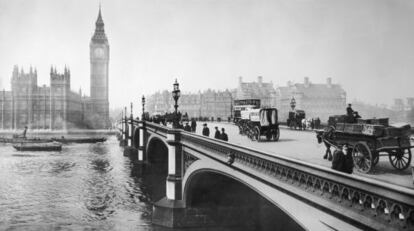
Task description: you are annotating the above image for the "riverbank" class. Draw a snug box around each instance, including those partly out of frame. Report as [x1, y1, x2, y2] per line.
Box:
[0, 129, 117, 138]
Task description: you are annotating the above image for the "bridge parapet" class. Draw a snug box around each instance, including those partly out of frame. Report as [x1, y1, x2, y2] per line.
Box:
[180, 132, 414, 230]
[140, 122, 414, 230]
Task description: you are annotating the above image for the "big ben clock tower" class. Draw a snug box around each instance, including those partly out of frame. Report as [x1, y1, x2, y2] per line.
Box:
[90, 7, 109, 128]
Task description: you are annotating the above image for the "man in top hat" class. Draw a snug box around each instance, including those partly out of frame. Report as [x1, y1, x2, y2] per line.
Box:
[220, 128, 228, 141]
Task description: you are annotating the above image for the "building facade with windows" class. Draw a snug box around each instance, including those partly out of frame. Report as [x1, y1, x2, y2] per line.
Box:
[146, 89, 233, 120]
[276, 77, 346, 122]
[235, 76, 277, 108]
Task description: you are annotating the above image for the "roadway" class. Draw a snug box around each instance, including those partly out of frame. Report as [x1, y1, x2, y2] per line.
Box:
[194, 122, 414, 189]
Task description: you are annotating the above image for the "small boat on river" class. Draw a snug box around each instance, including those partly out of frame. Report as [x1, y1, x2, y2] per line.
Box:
[51, 137, 107, 144]
[0, 137, 53, 144]
[13, 142, 62, 151]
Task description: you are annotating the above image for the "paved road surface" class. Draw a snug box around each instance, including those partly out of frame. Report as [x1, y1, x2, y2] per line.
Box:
[194, 122, 414, 189]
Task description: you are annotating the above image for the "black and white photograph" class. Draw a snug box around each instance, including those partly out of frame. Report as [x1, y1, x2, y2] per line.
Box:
[0, 0, 414, 230]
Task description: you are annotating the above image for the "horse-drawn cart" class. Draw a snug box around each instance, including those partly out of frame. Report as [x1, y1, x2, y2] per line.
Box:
[316, 116, 413, 173]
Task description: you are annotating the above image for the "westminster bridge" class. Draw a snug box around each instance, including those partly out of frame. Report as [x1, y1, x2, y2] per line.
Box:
[118, 118, 414, 231]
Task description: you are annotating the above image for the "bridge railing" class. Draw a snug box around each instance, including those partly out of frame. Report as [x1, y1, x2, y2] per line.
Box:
[173, 127, 414, 230]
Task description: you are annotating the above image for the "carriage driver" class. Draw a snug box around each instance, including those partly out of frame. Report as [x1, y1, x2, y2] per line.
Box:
[346, 104, 354, 117]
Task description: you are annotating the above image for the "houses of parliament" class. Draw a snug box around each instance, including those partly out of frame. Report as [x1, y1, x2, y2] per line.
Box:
[0, 8, 110, 130]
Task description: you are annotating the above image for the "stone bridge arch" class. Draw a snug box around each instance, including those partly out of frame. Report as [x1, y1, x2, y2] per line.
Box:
[143, 134, 170, 202]
[182, 162, 306, 231]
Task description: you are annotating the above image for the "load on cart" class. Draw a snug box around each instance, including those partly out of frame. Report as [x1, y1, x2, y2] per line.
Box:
[316, 113, 413, 173]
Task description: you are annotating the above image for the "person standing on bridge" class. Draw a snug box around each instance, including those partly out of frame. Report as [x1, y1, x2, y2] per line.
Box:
[202, 123, 210, 137]
[214, 126, 220, 139]
[184, 122, 191, 132]
[220, 128, 228, 141]
[331, 144, 353, 174]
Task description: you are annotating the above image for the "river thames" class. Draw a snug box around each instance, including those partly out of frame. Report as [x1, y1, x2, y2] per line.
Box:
[0, 136, 174, 231]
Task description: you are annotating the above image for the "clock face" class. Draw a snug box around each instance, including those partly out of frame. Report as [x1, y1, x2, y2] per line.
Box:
[94, 48, 104, 58]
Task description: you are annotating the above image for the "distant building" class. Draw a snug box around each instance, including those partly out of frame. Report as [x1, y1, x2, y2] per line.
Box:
[0, 66, 84, 130]
[236, 76, 276, 108]
[0, 7, 110, 130]
[276, 77, 346, 122]
[146, 89, 233, 120]
[389, 98, 414, 123]
[351, 100, 399, 123]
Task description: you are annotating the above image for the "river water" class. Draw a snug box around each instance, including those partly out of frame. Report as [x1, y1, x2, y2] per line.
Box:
[0, 136, 167, 230]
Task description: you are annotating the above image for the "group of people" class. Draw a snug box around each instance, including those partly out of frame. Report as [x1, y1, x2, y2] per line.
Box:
[201, 124, 228, 141]
[183, 118, 197, 133]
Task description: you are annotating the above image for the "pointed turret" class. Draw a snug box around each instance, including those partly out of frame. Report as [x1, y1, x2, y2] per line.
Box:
[13, 65, 19, 78]
[91, 6, 108, 43]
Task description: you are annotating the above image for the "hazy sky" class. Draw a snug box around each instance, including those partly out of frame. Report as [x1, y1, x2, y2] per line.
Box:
[1, 0, 414, 109]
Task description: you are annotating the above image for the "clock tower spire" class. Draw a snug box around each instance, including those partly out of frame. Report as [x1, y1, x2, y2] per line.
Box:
[90, 6, 109, 128]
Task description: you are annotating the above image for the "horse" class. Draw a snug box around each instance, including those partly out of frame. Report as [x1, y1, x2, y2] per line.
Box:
[301, 118, 313, 130]
[316, 126, 335, 161]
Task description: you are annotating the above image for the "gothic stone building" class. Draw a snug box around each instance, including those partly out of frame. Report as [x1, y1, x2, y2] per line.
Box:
[0, 8, 110, 130]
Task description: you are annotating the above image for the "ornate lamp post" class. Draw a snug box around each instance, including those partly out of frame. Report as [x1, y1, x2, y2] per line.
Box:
[141, 95, 145, 120]
[172, 79, 181, 128]
[290, 97, 296, 111]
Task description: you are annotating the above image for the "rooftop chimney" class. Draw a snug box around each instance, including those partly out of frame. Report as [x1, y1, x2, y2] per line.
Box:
[257, 76, 263, 83]
[304, 77, 309, 88]
[327, 77, 332, 88]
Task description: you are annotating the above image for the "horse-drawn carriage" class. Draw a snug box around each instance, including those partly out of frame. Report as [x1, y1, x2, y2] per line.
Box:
[287, 110, 306, 130]
[316, 115, 413, 173]
[237, 108, 280, 142]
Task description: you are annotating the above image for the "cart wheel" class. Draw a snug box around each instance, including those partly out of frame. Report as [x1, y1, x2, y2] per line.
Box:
[266, 132, 272, 141]
[272, 128, 280, 141]
[352, 142, 373, 173]
[389, 148, 412, 170]
[372, 152, 379, 167]
[255, 127, 261, 142]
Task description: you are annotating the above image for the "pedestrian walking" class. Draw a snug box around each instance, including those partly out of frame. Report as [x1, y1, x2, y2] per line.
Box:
[220, 128, 228, 141]
[202, 123, 210, 137]
[214, 126, 220, 139]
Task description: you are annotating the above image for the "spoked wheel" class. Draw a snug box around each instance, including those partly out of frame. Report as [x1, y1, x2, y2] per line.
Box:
[389, 148, 412, 170]
[249, 129, 257, 141]
[372, 152, 379, 167]
[255, 127, 261, 142]
[272, 128, 280, 141]
[352, 142, 373, 173]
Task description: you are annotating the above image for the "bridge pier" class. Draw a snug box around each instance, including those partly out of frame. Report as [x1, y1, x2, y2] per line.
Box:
[152, 129, 185, 227]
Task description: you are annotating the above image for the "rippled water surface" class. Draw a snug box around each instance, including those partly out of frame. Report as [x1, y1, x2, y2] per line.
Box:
[0, 136, 158, 230]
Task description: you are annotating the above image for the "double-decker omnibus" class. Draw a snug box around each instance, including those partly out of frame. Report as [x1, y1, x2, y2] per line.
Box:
[233, 99, 261, 123]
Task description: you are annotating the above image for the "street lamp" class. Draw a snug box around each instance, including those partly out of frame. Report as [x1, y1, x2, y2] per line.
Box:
[172, 79, 181, 128]
[141, 95, 145, 120]
[290, 97, 296, 111]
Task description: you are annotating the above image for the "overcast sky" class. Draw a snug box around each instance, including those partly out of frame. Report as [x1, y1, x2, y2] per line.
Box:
[0, 0, 414, 109]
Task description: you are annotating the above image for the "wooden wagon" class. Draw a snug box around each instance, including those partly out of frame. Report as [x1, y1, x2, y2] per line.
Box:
[316, 117, 413, 173]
